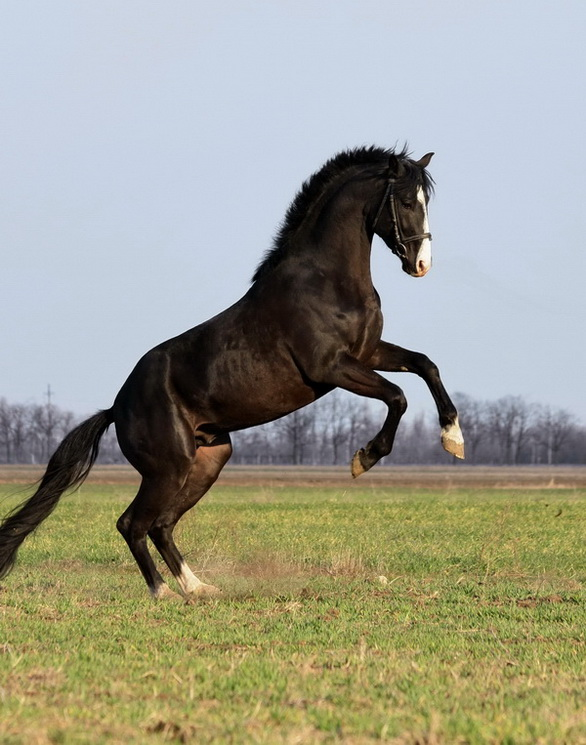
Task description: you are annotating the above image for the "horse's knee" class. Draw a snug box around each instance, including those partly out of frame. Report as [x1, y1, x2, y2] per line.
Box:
[411, 352, 439, 380]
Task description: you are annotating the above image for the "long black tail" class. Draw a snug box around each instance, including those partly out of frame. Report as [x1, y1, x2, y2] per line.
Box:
[0, 408, 113, 580]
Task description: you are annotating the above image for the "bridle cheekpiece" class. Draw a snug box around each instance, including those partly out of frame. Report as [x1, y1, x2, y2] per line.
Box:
[372, 178, 432, 258]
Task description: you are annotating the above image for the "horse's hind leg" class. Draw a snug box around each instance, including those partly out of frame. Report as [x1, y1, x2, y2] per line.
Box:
[148, 435, 232, 600]
[115, 406, 197, 599]
[116, 470, 190, 600]
[116, 479, 178, 598]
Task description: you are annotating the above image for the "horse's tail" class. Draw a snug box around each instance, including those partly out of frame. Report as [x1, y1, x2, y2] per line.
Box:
[0, 408, 114, 580]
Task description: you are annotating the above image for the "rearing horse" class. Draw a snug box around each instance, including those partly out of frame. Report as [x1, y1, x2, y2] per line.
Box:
[0, 146, 464, 600]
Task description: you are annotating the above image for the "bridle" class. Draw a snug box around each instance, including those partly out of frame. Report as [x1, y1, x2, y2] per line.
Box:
[372, 178, 432, 258]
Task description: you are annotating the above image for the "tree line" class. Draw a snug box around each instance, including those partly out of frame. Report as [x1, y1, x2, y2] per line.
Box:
[0, 390, 586, 465]
[231, 391, 585, 466]
[0, 391, 584, 467]
[0, 398, 120, 465]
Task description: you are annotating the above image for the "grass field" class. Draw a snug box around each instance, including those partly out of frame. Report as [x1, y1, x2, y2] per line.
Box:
[0, 466, 585, 744]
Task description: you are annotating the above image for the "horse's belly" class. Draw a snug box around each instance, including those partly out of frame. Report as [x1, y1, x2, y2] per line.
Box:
[185, 347, 319, 431]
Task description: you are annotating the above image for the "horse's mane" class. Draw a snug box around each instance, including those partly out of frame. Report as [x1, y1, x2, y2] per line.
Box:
[252, 145, 432, 283]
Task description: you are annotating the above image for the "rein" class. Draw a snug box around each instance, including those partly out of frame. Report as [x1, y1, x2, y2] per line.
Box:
[372, 178, 432, 257]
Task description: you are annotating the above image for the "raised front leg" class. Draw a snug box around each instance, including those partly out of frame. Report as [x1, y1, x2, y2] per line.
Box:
[312, 352, 408, 477]
[367, 341, 465, 459]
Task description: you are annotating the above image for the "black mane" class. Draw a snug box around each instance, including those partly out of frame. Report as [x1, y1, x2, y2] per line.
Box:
[252, 145, 431, 283]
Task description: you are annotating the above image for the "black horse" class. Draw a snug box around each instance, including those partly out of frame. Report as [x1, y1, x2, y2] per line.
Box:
[0, 146, 464, 599]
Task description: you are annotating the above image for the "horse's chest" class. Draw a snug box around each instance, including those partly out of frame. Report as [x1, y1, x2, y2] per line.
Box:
[336, 299, 383, 359]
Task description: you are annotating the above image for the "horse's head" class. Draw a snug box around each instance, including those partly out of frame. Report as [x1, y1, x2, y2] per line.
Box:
[373, 152, 434, 278]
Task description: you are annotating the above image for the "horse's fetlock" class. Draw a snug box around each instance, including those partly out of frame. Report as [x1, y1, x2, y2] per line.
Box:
[439, 411, 458, 429]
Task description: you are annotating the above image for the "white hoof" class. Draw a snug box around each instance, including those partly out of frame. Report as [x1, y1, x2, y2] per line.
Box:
[441, 418, 465, 459]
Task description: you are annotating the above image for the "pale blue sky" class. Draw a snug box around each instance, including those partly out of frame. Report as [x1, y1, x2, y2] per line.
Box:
[1, 1, 585, 424]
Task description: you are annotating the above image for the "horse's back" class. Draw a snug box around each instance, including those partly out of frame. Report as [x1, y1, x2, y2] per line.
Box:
[113, 289, 321, 436]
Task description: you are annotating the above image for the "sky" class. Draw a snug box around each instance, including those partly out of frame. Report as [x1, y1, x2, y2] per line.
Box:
[1, 0, 585, 427]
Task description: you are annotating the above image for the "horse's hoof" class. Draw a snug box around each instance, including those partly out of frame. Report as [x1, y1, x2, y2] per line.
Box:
[184, 583, 222, 603]
[351, 449, 367, 478]
[152, 584, 182, 601]
[445, 440, 465, 459]
[441, 420, 465, 459]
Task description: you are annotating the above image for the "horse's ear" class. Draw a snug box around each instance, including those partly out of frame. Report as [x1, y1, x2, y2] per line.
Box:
[414, 152, 434, 169]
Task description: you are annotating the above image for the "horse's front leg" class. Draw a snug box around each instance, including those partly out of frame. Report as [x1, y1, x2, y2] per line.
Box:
[367, 341, 465, 459]
[312, 352, 408, 477]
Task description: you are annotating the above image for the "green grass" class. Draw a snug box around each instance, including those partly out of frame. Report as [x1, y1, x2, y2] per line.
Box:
[0, 480, 585, 744]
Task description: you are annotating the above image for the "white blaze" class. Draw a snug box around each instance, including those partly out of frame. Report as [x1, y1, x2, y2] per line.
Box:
[416, 186, 432, 275]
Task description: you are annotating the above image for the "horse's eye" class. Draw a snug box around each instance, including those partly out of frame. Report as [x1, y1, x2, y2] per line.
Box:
[401, 201, 413, 210]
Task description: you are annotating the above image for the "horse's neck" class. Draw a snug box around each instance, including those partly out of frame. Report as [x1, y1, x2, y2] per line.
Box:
[308, 184, 375, 290]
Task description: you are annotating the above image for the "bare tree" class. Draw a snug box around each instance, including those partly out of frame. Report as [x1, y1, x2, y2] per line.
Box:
[10, 404, 30, 463]
[532, 406, 577, 464]
[276, 407, 315, 465]
[487, 396, 535, 464]
[346, 397, 377, 464]
[0, 399, 13, 462]
[30, 403, 59, 462]
[319, 390, 350, 464]
[453, 392, 486, 463]
[0, 399, 33, 463]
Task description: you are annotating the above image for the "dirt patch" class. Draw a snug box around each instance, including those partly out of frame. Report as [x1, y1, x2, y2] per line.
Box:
[516, 594, 577, 608]
[2, 464, 586, 489]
